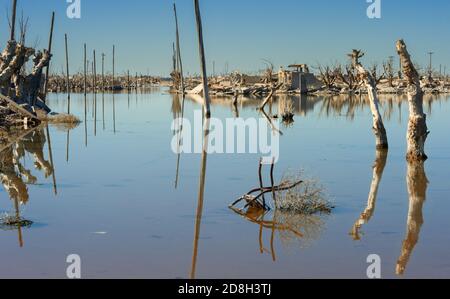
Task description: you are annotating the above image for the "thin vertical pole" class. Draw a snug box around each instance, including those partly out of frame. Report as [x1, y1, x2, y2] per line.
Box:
[64, 33, 71, 114]
[174, 3, 185, 95]
[193, 0, 211, 118]
[112, 45, 115, 90]
[84, 44, 87, 95]
[93, 50, 97, 92]
[127, 70, 130, 90]
[10, 0, 18, 41]
[172, 42, 177, 73]
[43, 11, 55, 103]
[93, 51, 97, 136]
[102, 53, 105, 91]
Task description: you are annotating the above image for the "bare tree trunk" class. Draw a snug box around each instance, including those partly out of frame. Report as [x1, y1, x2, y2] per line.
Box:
[351, 50, 388, 149]
[396, 40, 429, 161]
[396, 160, 427, 275]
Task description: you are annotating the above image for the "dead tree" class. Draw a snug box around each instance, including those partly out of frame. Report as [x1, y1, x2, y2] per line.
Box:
[337, 64, 360, 92]
[0, 43, 34, 91]
[383, 58, 395, 87]
[260, 61, 282, 110]
[18, 50, 52, 105]
[396, 40, 429, 161]
[370, 63, 384, 87]
[317, 64, 338, 90]
[350, 49, 388, 149]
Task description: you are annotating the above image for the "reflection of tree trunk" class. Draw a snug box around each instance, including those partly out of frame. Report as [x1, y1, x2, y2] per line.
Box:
[351, 149, 388, 240]
[396, 40, 429, 161]
[190, 119, 210, 280]
[396, 161, 428, 275]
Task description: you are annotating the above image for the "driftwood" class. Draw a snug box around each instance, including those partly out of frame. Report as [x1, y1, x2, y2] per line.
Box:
[396, 40, 429, 161]
[230, 160, 302, 211]
[0, 94, 40, 122]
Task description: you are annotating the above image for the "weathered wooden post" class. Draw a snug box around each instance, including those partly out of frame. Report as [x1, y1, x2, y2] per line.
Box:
[10, 0, 18, 41]
[174, 3, 185, 94]
[42, 11, 55, 103]
[112, 45, 115, 90]
[93, 51, 97, 135]
[101, 53, 105, 91]
[93, 50, 97, 92]
[172, 42, 177, 74]
[396, 40, 430, 161]
[127, 70, 130, 90]
[64, 33, 71, 114]
[193, 0, 211, 118]
[84, 44, 87, 94]
[351, 49, 388, 149]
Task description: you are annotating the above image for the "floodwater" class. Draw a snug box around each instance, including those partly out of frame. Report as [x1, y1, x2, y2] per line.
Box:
[1, 89, 449, 279]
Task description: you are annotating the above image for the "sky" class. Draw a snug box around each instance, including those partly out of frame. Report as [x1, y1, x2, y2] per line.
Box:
[0, 0, 448, 76]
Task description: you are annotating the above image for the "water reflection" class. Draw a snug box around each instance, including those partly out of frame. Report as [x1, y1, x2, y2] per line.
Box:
[350, 149, 388, 240]
[190, 118, 210, 279]
[396, 161, 428, 275]
[0, 125, 56, 247]
[198, 93, 449, 124]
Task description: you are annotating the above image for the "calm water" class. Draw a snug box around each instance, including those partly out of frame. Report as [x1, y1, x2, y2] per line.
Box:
[1, 89, 450, 279]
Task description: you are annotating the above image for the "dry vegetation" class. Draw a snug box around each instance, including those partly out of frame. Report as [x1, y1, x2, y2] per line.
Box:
[275, 172, 334, 215]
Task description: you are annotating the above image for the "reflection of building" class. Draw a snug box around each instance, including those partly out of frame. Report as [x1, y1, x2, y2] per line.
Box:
[276, 95, 323, 117]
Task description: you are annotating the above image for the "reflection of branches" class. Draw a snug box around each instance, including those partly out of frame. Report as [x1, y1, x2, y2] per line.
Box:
[396, 161, 428, 276]
[260, 109, 283, 136]
[274, 210, 327, 249]
[230, 205, 329, 260]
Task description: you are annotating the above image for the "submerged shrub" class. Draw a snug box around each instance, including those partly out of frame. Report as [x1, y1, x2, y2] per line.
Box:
[275, 172, 334, 215]
[44, 113, 81, 125]
[0, 212, 33, 229]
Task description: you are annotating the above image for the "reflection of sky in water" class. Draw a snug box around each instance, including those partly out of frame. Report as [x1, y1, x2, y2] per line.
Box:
[0, 90, 449, 278]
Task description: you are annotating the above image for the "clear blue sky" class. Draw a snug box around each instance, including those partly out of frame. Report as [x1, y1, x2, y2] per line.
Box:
[0, 0, 448, 76]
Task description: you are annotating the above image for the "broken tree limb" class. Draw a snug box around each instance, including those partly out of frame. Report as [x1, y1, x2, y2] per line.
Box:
[260, 83, 282, 110]
[0, 93, 40, 121]
[396, 40, 429, 161]
[351, 49, 388, 149]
